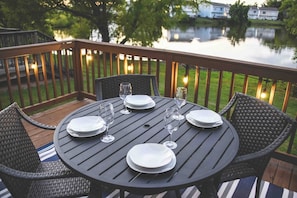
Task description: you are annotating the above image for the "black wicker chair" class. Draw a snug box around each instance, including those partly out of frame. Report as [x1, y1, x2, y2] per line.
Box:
[214, 92, 297, 197]
[95, 74, 160, 100]
[0, 102, 90, 198]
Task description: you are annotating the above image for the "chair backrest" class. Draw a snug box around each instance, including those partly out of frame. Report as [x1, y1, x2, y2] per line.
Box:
[224, 92, 296, 156]
[0, 103, 40, 196]
[95, 74, 160, 100]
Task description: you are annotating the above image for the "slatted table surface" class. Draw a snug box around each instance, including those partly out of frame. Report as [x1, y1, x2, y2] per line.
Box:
[54, 97, 239, 196]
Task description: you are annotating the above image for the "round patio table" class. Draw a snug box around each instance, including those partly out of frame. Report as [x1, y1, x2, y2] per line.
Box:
[54, 96, 239, 197]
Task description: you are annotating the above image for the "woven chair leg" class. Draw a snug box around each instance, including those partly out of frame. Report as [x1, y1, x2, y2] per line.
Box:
[196, 178, 218, 198]
[89, 182, 102, 198]
[255, 177, 261, 198]
[120, 189, 125, 198]
[175, 189, 181, 198]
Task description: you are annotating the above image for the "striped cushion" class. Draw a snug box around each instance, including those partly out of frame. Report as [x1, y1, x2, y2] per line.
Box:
[1, 143, 296, 198]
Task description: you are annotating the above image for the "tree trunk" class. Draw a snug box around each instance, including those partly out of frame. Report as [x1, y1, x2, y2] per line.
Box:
[97, 3, 110, 43]
[98, 24, 110, 43]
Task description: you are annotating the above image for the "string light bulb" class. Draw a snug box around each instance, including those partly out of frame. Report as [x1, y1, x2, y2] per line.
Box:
[30, 62, 37, 70]
[127, 64, 133, 72]
[260, 88, 267, 99]
[86, 53, 93, 62]
[183, 75, 188, 85]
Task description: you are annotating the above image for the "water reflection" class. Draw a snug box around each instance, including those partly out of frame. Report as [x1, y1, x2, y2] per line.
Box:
[168, 27, 228, 42]
[154, 26, 297, 69]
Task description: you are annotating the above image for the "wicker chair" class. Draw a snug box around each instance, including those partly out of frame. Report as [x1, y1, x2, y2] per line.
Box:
[214, 92, 297, 197]
[0, 102, 90, 198]
[95, 74, 160, 100]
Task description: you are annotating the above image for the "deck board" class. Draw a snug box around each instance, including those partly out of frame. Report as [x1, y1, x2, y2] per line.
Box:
[23, 99, 297, 192]
[24, 99, 93, 148]
[290, 166, 297, 191]
[273, 160, 293, 189]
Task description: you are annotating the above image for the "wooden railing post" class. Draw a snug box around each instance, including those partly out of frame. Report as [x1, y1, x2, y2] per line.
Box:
[164, 55, 177, 98]
[72, 42, 84, 100]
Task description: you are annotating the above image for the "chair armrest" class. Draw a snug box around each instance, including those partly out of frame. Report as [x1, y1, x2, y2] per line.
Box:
[233, 148, 272, 163]
[151, 76, 160, 96]
[218, 92, 239, 116]
[0, 163, 75, 180]
[234, 119, 296, 164]
[14, 103, 56, 130]
[234, 131, 292, 163]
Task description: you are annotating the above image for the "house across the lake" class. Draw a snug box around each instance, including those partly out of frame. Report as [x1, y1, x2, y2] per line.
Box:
[258, 7, 279, 20]
[183, 2, 279, 21]
[248, 6, 279, 20]
[197, 2, 230, 19]
[248, 6, 259, 19]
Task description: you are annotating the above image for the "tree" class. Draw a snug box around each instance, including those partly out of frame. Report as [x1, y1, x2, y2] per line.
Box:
[1, 0, 204, 46]
[228, 0, 249, 25]
[0, 0, 53, 36]
[49, 11, 92, 39]
[44, 0, 119, 42]
[44, 0, 204, 45]
[280, 0, 297, 36]
[115, 0, 181, 46]
[227, 24, 247, 46]
[264, 0, 282, 8]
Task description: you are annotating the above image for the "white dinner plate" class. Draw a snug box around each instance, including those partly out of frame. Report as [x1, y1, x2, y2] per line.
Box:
[126, 101, 156, 110]
[128, 143, 173, 168]
[188, 110, 222, 125]
[67, 125, 106, 137]
[126, 153, 176, 174]
[186, 113, 223, 128]
[126, 148, 176, 174]
[68, 116, 104, 133]
[125, 95, 153, 107]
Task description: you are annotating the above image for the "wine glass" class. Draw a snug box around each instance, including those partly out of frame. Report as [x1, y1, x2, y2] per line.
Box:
[174, 87, 187, 120]
[163, 107, 180, 149]
[119, 82, 132, 114]
[99, 102, 115, 143]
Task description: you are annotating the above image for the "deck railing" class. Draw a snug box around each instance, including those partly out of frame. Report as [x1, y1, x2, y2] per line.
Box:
[0, 30, 55, 48]
[0, 39, 296, 162]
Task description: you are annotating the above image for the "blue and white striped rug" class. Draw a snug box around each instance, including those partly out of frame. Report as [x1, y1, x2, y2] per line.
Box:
[1, 143, 296, 198]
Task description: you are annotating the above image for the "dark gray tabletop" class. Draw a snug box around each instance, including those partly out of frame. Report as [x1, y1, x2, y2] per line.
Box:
[54, 96, 239, 195]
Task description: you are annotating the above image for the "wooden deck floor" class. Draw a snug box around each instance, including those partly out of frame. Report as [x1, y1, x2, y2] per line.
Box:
[23, 99, 297, 193]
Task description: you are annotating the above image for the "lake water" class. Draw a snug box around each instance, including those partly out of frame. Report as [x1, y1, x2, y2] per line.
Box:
[152, 27, 297, 69]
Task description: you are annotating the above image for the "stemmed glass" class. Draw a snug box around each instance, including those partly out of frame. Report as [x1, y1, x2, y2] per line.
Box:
[174, 87, 187, 120]
[163, 107, 180, 149]
[99, 102, 115, 143]
[119, 82, 132, 114]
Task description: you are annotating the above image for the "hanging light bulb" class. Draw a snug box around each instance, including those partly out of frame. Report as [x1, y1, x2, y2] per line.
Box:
[30, 55, 37, 70]
[127, 63, 133, 72]
[30, 61, 37, 70]
[86, 53, 93, 62]
[183, 75, 188, 85]
[260, 88, 267, 99]
[126, 55, 133, 73]
[183, 64, 189, 87]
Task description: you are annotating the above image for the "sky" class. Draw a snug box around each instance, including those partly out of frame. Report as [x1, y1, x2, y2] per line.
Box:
[213, 0, 266, 6]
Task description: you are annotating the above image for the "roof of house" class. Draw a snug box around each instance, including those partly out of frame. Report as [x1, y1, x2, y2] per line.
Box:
[259, 7, 278, 11]
[211, 2, 230, 7]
